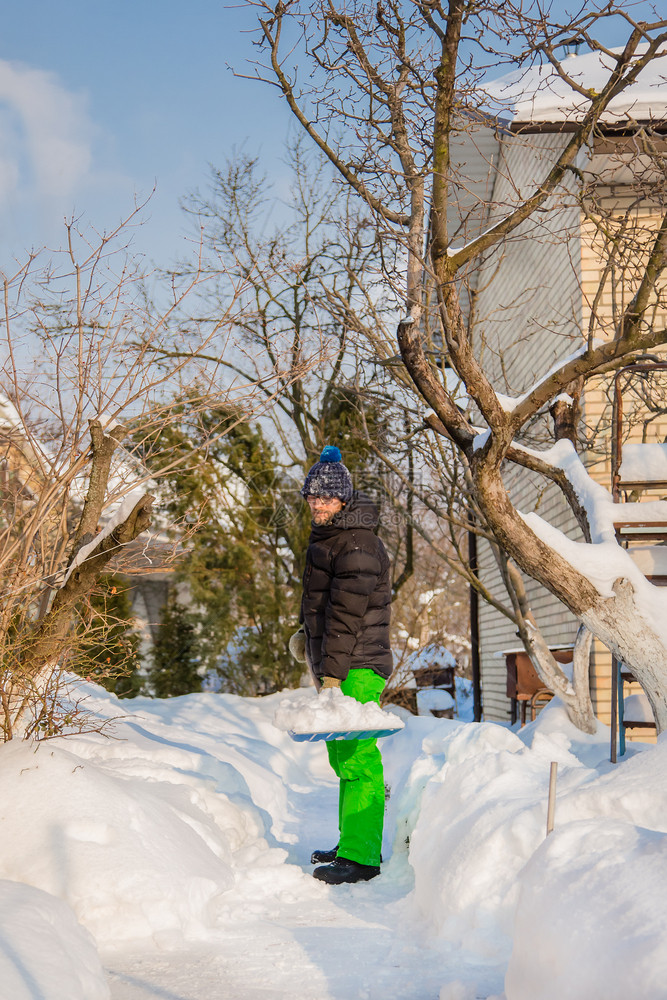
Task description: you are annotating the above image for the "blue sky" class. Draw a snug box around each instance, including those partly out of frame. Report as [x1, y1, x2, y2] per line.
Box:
[0, 1, 294, 271]
[0, 1, 661, 274]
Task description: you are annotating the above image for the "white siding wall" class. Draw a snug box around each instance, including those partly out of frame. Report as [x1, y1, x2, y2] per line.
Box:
[447, 123, 502, 326]
[471, 130, 585, 720]
[448, 124, 502, 246]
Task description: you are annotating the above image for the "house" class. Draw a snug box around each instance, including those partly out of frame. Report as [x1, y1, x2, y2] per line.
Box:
[447, 47, 667, 741]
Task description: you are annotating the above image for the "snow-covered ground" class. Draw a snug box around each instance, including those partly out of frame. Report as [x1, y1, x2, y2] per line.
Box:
[1, 682, 666, 1000]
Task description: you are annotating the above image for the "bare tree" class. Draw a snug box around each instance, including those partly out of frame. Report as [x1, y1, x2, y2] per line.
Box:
[247, 0, 667, 732]
[179, 142, 397, 468]
[0, 211, 297, 740]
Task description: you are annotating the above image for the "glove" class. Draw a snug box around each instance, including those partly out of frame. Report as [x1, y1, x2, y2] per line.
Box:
[321, 676, 342, 690]
[288, 628, 307, 663]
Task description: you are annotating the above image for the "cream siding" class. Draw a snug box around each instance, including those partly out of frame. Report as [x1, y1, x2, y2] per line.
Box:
[580, 185, 667, 742]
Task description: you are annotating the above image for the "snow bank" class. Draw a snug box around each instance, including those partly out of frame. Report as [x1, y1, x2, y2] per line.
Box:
[389, 700, 667, 996]
[506, 820, 667, 1000]
[272, 686, 404, 734]
[2, 680, 667, 998]
[0, 880, 109, 1000]
[402, 720, 542, 957]
[0, 739, 239, 947]
[0, 685, 311, 951]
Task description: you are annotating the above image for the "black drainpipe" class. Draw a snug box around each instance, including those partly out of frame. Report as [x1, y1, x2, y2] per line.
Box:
[468, 513, 482, 722]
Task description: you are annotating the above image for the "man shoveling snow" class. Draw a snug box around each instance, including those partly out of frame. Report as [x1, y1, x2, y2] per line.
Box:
[288, 446, 394, 885]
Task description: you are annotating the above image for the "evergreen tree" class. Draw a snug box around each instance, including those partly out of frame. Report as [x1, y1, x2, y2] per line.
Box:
[149, 596, 201, 698]
[137, 400, 305, 696]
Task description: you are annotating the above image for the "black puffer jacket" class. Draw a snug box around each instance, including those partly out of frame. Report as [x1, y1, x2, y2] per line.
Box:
[300, 491, 392, 682]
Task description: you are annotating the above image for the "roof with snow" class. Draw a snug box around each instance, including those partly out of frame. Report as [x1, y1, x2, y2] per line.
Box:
[407, 643, 457, 671]
[486, 45, 667, 128]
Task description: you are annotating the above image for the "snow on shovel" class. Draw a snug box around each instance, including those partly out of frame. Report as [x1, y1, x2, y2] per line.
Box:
[273, 687, 405, 742]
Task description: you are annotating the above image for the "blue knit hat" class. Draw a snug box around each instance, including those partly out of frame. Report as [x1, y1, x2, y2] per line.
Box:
[301, 446, 353, 502]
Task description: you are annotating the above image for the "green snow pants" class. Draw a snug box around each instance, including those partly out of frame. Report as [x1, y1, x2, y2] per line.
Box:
[326, 669, 386, 867]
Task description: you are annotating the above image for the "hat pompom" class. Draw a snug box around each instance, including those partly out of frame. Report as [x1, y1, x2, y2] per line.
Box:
[320, 445, 342, 463]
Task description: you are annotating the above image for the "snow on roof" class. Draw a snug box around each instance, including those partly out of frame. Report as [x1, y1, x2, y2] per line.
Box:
[486, 45, 667, 126]
[408, 643, 457, 671]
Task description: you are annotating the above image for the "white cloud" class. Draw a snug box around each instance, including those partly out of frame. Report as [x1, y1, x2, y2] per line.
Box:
[0, 59, 94, 212]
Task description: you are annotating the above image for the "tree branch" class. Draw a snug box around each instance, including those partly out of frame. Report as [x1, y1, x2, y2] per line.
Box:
[259, 9, 410, 227]
[19, 495, 154, 679]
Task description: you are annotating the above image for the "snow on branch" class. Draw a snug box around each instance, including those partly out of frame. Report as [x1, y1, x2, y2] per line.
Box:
[63, 489, 151, 584]
[508, 438, 667, 649]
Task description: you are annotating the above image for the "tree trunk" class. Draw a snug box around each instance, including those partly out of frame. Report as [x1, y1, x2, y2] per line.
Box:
[523, 624, 596, 733]
[474, 461, 667, 732]
[582, 579, 667, 734]
[8, 494, 154, 739]
[23, 494, 154, 674]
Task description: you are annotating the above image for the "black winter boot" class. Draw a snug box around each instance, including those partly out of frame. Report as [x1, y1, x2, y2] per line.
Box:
[313, 857, 380, 884]
[311, 845, 339, 864]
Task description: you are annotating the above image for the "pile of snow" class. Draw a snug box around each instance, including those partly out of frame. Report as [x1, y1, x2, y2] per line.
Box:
[624, 692, 654, 723]
[0, 739, 239, 946]
[506, 819, 667, 1000]
[619, 442, 667, 484]
[1, 681, 666, 999]
[0, 880, 109, 1000]
[416, 687, 455, 714]
[0, 686, 301, 956]
[272, 686, 405, 734]
[390, 702, 667, 998]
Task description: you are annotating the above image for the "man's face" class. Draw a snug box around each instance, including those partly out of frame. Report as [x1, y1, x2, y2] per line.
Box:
[306, 495, 344, 525]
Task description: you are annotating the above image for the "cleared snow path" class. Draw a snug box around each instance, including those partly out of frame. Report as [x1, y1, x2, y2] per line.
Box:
[81, 687, 498, 1000]
[104, 862, 494, 999]
[99, 694, 498, 999]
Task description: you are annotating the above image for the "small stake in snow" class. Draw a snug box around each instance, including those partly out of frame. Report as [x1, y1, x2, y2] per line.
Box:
[546, 761, 558, 836]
